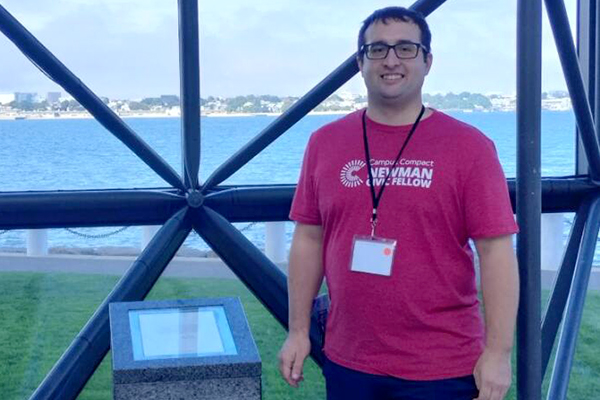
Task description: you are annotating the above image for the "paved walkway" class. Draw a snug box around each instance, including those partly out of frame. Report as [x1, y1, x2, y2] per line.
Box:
[0, 252, 289, 279]
[0, 252, 598, 290]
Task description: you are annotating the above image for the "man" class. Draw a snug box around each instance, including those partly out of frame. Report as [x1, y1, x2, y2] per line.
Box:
[278, 6, 519, 400]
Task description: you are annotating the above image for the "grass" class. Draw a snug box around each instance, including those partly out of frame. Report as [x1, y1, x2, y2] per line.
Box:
[0, 271, 599, 399]
[0, 272, 324, 400]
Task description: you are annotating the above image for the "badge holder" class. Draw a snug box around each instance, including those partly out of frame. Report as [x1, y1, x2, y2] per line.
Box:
[350, 234, 397, 276]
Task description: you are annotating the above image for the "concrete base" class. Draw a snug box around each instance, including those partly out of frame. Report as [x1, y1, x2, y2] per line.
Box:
[114, 377, 261, 400]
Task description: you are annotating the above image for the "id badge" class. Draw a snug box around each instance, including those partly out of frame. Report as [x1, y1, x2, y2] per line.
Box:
[350, 235, 397, 276]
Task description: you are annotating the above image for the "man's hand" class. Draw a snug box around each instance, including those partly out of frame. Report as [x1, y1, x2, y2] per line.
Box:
[278, 332, 311, 388]
[473, 348, 512, 400]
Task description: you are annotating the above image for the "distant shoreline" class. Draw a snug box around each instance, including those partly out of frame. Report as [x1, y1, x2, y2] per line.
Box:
[0, 110, 350, 121]
[0, 108, 576, 122]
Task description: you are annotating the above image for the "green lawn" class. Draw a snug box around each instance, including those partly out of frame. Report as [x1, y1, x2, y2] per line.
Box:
[0, 271, 598, 399]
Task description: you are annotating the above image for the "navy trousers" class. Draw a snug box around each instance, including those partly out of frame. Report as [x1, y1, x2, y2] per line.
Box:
[323, 358, 479, 400]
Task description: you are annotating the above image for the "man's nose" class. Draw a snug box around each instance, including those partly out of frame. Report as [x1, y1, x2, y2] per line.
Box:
[382, 48, 401, 66]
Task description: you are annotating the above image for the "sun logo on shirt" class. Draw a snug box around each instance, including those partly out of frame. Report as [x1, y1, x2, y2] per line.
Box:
[340, 159, 366, 188]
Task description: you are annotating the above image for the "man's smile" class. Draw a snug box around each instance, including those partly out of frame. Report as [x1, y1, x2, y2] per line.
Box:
[381, 73, 405, 81]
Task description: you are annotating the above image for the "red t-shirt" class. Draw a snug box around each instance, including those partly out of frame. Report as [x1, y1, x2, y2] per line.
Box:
[290, 109, 518, 380]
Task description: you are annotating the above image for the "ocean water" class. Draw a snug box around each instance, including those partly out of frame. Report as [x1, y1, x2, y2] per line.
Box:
[0, 111, 578, 253]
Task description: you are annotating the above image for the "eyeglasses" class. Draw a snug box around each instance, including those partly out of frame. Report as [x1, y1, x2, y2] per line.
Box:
[361, 41, 427, 60]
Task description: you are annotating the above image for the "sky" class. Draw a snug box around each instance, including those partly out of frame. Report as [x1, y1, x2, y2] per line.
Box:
[0, 0, 579, 99]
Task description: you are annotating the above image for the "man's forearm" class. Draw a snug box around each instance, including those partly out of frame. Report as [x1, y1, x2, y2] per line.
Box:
[477, 235, 519, 353]
[287, 224, 325, 335]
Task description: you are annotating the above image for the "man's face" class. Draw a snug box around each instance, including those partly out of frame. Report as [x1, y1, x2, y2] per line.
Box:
[358, 19, 432, 107]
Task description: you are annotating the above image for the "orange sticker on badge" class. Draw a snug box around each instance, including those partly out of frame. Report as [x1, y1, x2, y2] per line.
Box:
[383, 248, 392, 256]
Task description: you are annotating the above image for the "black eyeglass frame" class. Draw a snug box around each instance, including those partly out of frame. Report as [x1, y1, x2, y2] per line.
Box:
[360, 40, 429, 60]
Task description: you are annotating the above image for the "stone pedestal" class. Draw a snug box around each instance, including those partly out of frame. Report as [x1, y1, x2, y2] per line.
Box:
[109, 297, 261, 400]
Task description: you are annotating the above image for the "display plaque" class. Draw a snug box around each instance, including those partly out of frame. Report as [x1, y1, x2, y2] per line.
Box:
[110, 297, 261, 400]
[129, 306, 237, 360]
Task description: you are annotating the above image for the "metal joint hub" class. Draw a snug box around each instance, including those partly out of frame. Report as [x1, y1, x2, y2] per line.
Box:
[186, 190, 204, 208]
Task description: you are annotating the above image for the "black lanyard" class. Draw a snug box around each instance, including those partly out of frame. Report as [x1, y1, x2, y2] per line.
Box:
[362, 105, 425, 236]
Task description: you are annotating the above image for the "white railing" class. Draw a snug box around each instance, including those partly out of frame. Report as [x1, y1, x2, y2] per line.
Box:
[22, 217, 564, 270]
[27, 229, 48, 256]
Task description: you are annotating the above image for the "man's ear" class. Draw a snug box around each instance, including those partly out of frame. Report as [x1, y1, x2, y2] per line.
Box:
[425, 52, 433, 75]
[357, 55, 364, 74]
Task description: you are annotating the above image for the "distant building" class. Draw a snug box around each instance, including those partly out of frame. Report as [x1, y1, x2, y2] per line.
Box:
[0, 93, 15, 105]
[14, 92, 37, 103]
[46, 92, 61, 104]
[166, 106, 181, 116]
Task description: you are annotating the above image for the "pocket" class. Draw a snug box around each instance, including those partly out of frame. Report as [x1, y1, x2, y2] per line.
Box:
[321, 357, 332, 378]
[452, 375, 479, 399]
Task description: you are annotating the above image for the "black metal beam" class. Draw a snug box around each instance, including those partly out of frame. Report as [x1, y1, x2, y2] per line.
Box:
[178, 0, 201, 189]
[191, 206, 288, 324]
[0, 5, 185, 191]
[0, 190, 185, 229]
[200, 0, 448, 192]
[0, 178, 598, 230]
[199, 54, 358, 192]
[191, 206, 326, 365]
[595, 0, 600, 127]
[541, 197, 590, 377]
[204, 185, 295, 222]
[506, 176, 598, 213]
[575, 0, 596, 173]
[29, 207, 192, 400]
[546, 195, 600, 399]
[410, 0, 448, 15]
[516, 0, 542, 398]
[545, 0, 600, 181]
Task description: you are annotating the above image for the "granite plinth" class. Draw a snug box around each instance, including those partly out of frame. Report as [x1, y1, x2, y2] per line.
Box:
[113, 377, 260, 400]
[110, 297, 261, 400]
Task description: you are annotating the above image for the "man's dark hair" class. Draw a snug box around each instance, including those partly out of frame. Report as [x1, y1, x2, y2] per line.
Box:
[358, 7, 431, 61]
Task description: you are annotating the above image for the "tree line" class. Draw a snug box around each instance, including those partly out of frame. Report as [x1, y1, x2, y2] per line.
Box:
[6, 91, 568, 113]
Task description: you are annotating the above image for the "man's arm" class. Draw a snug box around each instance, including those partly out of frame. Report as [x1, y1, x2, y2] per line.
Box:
[278, 222, 324, 388]
[473, 234, 519, 400]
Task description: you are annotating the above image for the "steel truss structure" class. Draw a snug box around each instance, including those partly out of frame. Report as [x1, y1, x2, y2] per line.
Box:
[0, 0, 598, 399]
